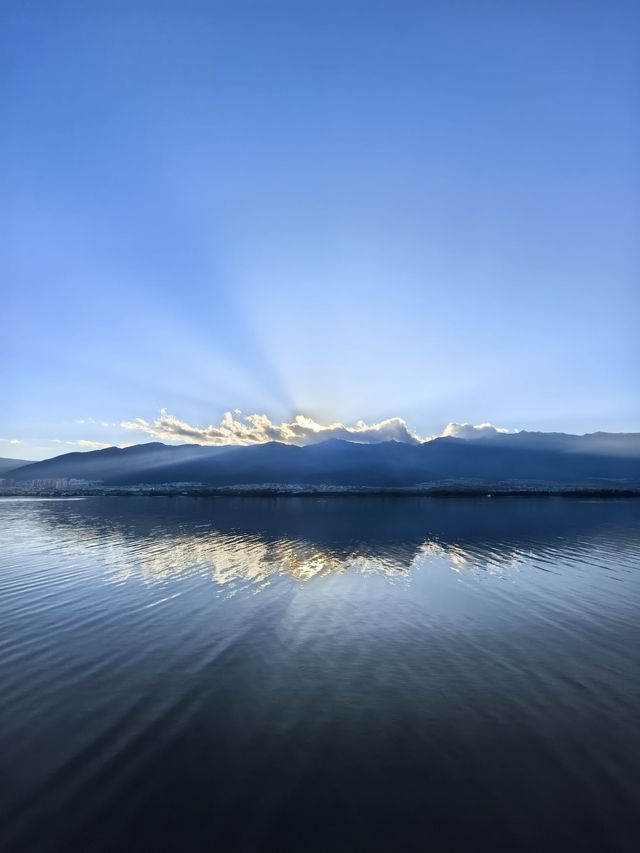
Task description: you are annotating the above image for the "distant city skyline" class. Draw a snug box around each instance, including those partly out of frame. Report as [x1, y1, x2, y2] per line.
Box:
[4, 1, 639, 461]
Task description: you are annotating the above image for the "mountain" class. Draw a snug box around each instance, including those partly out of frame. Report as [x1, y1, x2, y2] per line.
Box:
[0, 457, 31, 476]
[2, 443, 232, 484]
[468, 430, 640, 456]
[4, 432, 640, 489]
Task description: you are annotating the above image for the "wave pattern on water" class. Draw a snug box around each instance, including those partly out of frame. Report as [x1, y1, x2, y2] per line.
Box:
[1, 497, 639, 852]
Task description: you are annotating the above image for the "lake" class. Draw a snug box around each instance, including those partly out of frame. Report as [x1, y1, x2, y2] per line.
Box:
[1, 496, 639, 852]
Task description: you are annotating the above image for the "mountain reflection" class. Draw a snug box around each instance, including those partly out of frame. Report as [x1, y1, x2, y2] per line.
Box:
[19, 496, 639, 588]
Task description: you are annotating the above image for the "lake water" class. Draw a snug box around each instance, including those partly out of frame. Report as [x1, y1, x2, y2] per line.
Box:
[1, 496, 639, 852]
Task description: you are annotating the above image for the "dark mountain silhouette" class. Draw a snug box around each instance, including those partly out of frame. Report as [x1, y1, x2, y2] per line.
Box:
[4, 432, 640, 488]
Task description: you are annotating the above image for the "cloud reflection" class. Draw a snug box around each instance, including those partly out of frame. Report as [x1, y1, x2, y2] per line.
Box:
[19, 496, 640, 592]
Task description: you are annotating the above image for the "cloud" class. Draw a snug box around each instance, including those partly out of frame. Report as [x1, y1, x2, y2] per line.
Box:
[442, 422, 518, 440]
[76, 418, 116, 427]
[51, 439, 112, 449]
[120, 410, 519, 447]
[3, 418, 520, 455]
[121, 409, 424, 447]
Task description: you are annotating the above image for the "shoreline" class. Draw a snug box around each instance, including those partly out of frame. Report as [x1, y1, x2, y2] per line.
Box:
[2, 488, 640, 499]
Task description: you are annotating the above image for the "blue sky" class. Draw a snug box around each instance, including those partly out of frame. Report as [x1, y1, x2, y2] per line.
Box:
[3, 1, 638, 459]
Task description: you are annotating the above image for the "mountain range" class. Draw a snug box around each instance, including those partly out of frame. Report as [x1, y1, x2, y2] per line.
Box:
[3, 431, 640, 490]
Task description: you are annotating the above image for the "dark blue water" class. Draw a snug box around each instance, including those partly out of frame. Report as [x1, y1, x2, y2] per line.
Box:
[1, 496, 639, 852]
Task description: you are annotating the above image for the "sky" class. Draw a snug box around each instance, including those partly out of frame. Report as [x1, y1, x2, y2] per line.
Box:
[2, 0, 639, 460]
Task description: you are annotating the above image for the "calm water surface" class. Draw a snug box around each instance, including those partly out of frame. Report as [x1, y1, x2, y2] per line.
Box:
[1, 496, 639, 852]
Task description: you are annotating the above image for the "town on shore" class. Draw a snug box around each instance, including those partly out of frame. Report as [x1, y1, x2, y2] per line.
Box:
[1, 477, 639, 499]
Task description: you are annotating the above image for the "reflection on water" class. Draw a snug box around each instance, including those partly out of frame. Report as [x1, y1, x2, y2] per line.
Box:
[1, 497, 639, 852]
[6, 495, 640, 586]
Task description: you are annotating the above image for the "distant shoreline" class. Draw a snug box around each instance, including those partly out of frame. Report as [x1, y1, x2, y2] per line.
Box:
[2, 488, 640, 499]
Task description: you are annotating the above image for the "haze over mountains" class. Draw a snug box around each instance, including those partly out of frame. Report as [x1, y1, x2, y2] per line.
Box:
[4, 431, 640, 490]
[0, 458, 30, 477]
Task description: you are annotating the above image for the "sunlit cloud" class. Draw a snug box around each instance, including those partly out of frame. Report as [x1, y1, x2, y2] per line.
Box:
[120, 409, 518, 447]
[1, 419, 520, 460]
[121, 409, 424, 446]
[441, 422, 518, 439]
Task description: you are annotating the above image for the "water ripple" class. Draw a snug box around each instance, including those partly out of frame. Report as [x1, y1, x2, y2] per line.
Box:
[1, 496, 639, 852]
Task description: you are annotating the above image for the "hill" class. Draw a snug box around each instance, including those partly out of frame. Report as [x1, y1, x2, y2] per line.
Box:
[4, 432, 640, 490]
[0, 457, 31, 476]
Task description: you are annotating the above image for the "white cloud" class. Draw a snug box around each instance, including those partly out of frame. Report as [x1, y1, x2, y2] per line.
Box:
[121, 409, 424, 447]
[442, 422, 518, 439]
[51, 438, 112, 449]
[2, 418, 520, 456]
[120, 409, 518, 447]
[76, 418, 115, 427]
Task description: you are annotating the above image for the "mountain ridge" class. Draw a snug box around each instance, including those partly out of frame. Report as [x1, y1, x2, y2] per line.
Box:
[0, 457, 31, 476]
[4, 431, 640, 489]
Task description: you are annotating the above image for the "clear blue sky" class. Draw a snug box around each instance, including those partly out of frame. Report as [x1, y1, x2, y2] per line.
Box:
[3, 1, 639, 459]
